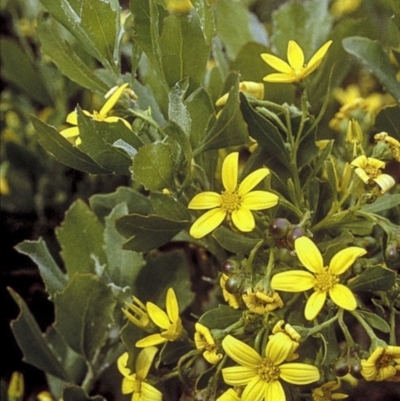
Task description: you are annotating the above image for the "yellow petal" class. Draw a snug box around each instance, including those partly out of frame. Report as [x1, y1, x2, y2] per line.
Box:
[241, 376, 266, 401]
[189, 208, 226, 238]
[265, 380, 285, 401]
[350, 155, 368, 168]
[231, 207, 255, 232]
[135, 346, 158, 379]
[222, 152, 238, 192]
[353, 167, 370, 184]
[263, 72, 296, 83]
[287, 40, 304, 70]
[216, 388, 241, 401]
[367, 157, 386, 169]
[271, 270, 315, 292]
[241, 191, 279, 210]
[141, 381, 163, 401]
[100, 83, 129, 116]
[222, 335, 262, 367]
[188, 191, 222, 209]
[147, 302, 170, 329]
[166, 288, 179, 323]
[104, 116, 132, 130]
[60, 126, 80, 139]
[261, 53, 293, 74]
[238, 168, 270, 195]
[266, 332, 293, 364]
[305, 291, 326, 320]
[280, 362, 320, 384]
[329, 247, 366, 274]
[117, 352, 132, 377]
[121, 376, 137, 394]
[135, 333, 167, 347]
[331, 393, 349, 399]
[303, 40, 332, 77]
[295, 236, 324, 273]
[329, 284, 357, 310]
[215, 92, 229, 107]
[222, 366, 258, 386]
[374, 174, 396, 193]
[66, 111, 78, 125]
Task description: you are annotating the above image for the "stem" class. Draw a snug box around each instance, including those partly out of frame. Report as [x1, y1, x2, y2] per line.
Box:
[245, 239, 265, 275]
[338, 309, 355, 348]
[306, 314, 339, 338]
[389, 308, 398, 346]
[350, 311, 387, 349]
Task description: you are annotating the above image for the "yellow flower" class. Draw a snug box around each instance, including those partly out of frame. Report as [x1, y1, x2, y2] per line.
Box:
[374, 132, 400, 162]
[165, 0, 194, 13]
[312, 381, 348, 401]
[345, 119, 363, 145]
[222, 334, 320, 401]
[330, 0, 362, 17]
[188, 152, 279, 238]
[261, 40, 332, 83]
[271, 236, 366, 320]
[220, 274, 242, 309]
[60, 83, 131, 145]
[194, 323, 223, 364]
[350, 155, 396, 194]
[215, 81, 265, 107]
[242, 289, 283, 314]
[271, 320, 301, 361]
[135, 288, 183, 347]
[117, 349, 162, 401]
[361, 346, 400, 382]
[7, 371, 24, 399]
[123, 296, 152, 330]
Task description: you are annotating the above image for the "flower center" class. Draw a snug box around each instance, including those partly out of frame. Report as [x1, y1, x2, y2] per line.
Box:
[313, 388, 332, 401]
[258, 358, 281, 382]
[364, 163, 381, 179]
[314, 268, 339, 292]
[221, 191, 241, 213]
[376, 353, 394, 369]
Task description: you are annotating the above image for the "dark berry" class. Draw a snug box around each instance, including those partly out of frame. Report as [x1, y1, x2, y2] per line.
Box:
[269, 218, 291, 239]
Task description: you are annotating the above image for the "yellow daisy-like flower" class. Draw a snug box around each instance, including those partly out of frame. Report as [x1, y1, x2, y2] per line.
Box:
[271, 320, 300, 361]
[242, 289, 283, 314]
[215, 81, 265, 107]
[350, 155, 396, 194]
[261, 40, 332, 83]
[123, 296, 152, 330]
[271, 236, 366, 321]
[312, 381, 348, 401]
[136, 288, 183, 348]
[188, 152, 279, 239]
[117, 349, 162, 401]
[194, 322, 223, 364]
[60, 83, 131, 145]
[222, 334, 320, 401]
[361, 346, 400, 382]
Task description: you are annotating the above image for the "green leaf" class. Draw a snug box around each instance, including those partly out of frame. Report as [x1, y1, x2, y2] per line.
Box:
[374, 105, 400, 138]
[77, 110, 134, 174]
[37, 15, 109, 92]
[9, 289, 70, 381]
[240, 94, 291, 171]
[56, 200, 107, 277]
[53, 273, 116, 359]
[63, 385, 106, 401]
[159, 12, 210, 89]
[348, 265, 396, 292]
[89, 186, 153, 221]
[212, 227, 260, 254]
[199, 305, 242, 329]
[15, 238, 68, 298]
[342, 36, 400, 102]
[150, 192, 191, 221]
[357, 311, 390, 333]
[159, 341, 194, 365]
[197, 76, 248, 152]
[104, 203, 145, 288]
[116, 213, 190, 252]
[0, 38, 53, 105]
[168, 81, 191, 135]
[32, 116, 111, 174]
[131, 142, 175, 191]
[360, 194, 400, 213]
[214, 0, 254, 60]
[271, 0, 333, 59]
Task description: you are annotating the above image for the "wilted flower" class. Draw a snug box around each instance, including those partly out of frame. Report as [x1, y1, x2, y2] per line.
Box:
[312, 381, 348, 400]
[194, 322, 223, 364]
[261, 40, 332, 83]
[60, 83, 131, 145]
[123, 295, 152, 330]
[220, 274, 241, 309]
[271, 320, 301, 361]
[350, 155, 396, 194]
[136, 288, 183, 347]
[117, 349, 162, 401]
[222, 334, 320, 401]
[242, 289, 283, 314]
[361, 345, 400, 382]
[188, 152, 279, 238]
[271, 236, 366, 320]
